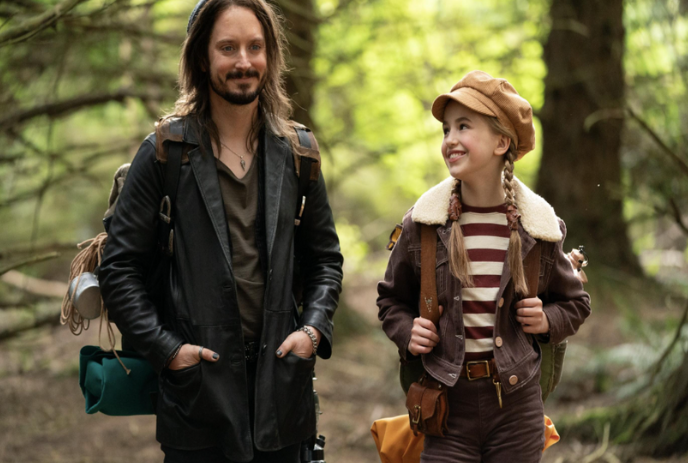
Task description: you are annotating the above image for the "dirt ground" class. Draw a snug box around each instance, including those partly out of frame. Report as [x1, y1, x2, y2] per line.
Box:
[0, 277, 686, 463]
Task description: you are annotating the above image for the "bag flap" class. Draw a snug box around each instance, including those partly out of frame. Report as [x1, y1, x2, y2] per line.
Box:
[405, 381, 425, 412]
[419, 388, 443, 420]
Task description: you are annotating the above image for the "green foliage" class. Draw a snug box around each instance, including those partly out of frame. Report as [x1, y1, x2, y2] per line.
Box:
[0, 0, 687, 299]
[623, 0, 688, 265]
[0, 0, 183, 254]
[313, 0, 549, 266]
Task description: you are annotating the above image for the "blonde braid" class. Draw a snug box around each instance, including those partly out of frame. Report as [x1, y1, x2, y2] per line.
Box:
[503, 148, 528, 296]
[448, 180, 474, 287]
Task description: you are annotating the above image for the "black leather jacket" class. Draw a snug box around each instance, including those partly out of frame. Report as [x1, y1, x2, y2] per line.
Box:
[99, 118, 343, 461]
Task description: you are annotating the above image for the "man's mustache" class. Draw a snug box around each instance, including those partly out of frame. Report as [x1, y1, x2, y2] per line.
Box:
[226, 69, 260, 80]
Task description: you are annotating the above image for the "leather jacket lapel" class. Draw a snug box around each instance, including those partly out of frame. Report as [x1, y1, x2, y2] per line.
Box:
[188, 144, 233, 273]
[264, 132, 289, 264]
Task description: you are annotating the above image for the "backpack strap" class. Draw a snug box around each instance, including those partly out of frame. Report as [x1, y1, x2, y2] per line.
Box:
[293, 126, 320, 227]
[157, 121, 184, 256]
[420, 224, 440, 326]
[523, 242, 542, 298]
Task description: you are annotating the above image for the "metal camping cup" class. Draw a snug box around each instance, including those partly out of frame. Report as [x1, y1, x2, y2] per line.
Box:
[67, 272, 102, 320]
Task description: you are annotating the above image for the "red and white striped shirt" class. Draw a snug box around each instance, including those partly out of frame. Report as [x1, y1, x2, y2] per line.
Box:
[459, 203, 510, 362]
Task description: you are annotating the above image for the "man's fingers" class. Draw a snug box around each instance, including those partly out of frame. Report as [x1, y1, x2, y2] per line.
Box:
[439, 305, 444, 316]
[200, 346, 219, 362]
[276, 336, 294, 358]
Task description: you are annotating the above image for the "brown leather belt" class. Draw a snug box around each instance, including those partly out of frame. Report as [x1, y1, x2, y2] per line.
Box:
[460, 358, 499, 381]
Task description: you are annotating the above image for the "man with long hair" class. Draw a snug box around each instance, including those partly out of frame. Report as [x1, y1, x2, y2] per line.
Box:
[99, 1, 343, 461]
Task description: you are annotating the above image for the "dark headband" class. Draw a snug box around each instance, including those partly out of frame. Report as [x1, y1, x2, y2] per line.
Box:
[187, 0, 210, 34]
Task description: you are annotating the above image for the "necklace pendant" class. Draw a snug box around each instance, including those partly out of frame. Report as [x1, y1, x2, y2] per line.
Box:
[240, 158, 246, 171]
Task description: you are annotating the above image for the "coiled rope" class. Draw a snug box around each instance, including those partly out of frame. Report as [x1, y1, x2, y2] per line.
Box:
[60, 232, 130, 374]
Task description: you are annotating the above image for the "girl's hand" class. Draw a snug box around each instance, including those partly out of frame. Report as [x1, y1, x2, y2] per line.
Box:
[514, 298, 550, 334]
[408, 305, 444, 356]
[168, 344, 219, 370]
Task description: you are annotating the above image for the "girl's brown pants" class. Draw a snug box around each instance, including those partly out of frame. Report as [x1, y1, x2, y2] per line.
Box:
[421, 371, 545, 463]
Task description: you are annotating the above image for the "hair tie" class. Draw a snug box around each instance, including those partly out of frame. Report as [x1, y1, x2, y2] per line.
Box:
[448, 193, 462, 222]
[506, 204, 520, 231]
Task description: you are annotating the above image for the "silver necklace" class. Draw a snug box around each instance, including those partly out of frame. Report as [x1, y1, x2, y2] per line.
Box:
[220, 141, 250, 171]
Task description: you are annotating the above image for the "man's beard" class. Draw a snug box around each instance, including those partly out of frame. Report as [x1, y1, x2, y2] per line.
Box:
[210, 69, 265, 106]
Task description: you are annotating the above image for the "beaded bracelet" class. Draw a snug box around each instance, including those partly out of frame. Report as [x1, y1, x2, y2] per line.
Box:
[298, 326, 318, 355]
[165, 343, 183, 368]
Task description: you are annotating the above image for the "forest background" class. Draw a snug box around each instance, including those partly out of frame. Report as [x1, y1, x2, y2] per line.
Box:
[1, 0, 688, 461]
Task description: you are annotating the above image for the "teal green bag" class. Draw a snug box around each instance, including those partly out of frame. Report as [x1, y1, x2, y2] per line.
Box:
[79, 346, 158, 416]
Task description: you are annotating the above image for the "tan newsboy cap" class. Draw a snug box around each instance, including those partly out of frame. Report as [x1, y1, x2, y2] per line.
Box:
[431, 71, 535, 159]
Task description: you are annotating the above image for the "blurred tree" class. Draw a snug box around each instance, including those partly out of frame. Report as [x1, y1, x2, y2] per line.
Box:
[0, 0, 185, 336]
[537, 0, 642, 274]
[276, 0, 318, 128]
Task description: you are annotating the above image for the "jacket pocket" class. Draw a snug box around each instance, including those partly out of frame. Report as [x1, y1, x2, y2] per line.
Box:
[409, 243, 449, 297]
[273, 352, 316, 440]
[167, 360, 201, 375]
[159, 362, 205, 426]
[156, 324, 246, 448]
[538, 253, 555, 294]
[507, 307, 533, 353]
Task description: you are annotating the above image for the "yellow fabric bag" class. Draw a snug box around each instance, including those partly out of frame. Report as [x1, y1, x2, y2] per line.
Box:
[371, 414, 560, 463]
[543, 415, 560, 450]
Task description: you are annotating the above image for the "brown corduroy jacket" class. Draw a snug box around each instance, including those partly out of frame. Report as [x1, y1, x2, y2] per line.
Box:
[377, 176, 591, 395]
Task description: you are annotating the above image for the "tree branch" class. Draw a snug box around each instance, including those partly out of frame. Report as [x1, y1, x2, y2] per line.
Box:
[0, 141, 132, 209]
[0, 88, 155, 131]
[647, 299, 688, 386]
[0, 242, 77, 260]
[0, 304, 61, 342]
[1, 269, 68, 298]
[0, 252, 60, 276]
[668, 198, 688, 236]
[0, 0, 88, 46]
[627, 107, 688, 178]
[0, 154, 23, 164]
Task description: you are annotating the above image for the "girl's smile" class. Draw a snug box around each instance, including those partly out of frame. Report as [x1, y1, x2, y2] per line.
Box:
[446, 149, 467, 163]
[441, 101, 509, 183]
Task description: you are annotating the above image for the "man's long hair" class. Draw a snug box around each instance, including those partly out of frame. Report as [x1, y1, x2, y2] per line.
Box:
[167, 0, 294, 152]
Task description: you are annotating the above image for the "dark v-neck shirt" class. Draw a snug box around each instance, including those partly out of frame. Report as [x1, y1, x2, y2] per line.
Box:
[216, 156, 264, 342]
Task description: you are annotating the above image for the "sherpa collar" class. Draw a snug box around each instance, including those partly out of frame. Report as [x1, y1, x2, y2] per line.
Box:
[410, 176, 563, 242]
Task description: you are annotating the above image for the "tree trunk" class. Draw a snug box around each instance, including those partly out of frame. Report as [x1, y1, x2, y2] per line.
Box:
[537, 0, 641, 274]
[276, 0, 317, 128]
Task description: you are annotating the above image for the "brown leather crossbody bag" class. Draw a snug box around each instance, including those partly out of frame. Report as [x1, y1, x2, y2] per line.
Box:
[404, 225, 449, 437]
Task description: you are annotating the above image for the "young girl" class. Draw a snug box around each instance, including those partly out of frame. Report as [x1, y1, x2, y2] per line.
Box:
[377, 71, 591, 462]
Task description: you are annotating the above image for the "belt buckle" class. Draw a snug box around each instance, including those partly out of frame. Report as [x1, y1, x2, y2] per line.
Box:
[466, 360, 490, 381]
[244, 342, 258, 362]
